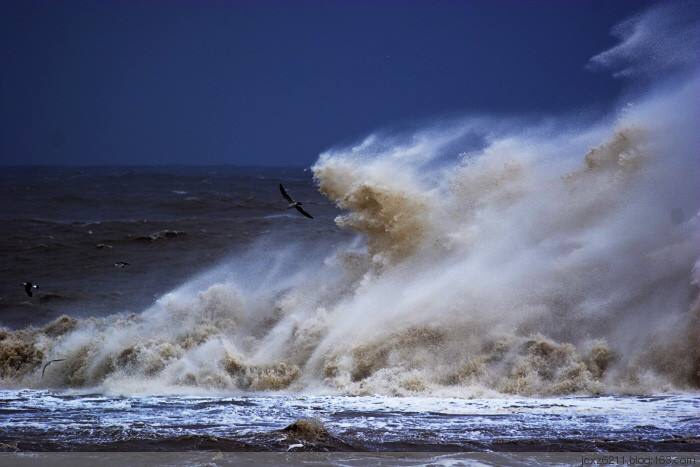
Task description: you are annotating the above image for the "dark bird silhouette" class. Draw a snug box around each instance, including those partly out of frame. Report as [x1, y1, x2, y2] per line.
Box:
[279, 184, 313, 219]
[114, 261, 130, 268]
[41, 358, 66, 378]
[22, 281, 38, 297]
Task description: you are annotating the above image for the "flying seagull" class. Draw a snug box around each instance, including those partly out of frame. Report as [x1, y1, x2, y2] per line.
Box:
[114, 261, 130, 268]
[279, 184, 313, 219]
[41, 358, 66, 378]
[22, 281, 38, 297]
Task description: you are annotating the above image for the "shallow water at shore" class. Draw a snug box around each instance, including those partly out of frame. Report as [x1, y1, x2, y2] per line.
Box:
[1, 390, 698, 452]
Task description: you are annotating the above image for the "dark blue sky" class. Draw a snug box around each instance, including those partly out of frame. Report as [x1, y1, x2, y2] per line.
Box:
[1, 0, 654, 166]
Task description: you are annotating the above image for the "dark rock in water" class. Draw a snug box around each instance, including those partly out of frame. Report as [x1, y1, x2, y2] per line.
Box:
[277, 418, 356, 451]
[282, 418, 329, 441]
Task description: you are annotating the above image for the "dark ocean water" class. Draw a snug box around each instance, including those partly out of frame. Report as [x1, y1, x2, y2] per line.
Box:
[0, 166, 342, 328]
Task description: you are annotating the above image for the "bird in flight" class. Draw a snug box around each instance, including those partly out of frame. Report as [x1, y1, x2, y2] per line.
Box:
[114, 261, 130, 268]
[41, 358, 67, 378]
[22, 281, 38, 297]
[279, 184, 313, 219]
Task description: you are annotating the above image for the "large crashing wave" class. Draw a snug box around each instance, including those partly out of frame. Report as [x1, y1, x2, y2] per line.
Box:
[2, 3, 700, 396]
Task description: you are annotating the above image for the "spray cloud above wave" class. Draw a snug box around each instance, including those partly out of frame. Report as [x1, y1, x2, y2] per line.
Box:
[1, 2, 699, 396]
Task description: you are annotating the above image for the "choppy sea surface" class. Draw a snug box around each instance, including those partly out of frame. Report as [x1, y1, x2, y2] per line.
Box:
[0, 166, 341, 328]
[0, 390, 698, 451]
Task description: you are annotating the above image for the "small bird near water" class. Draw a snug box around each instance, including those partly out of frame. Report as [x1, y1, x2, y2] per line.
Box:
[279, 184, 313, 219]
[114, 261, 130, 268]
[22, 281, 38, 297]
[41, 359, 67, 378]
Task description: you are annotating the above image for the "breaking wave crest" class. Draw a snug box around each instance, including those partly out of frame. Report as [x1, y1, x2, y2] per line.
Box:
[2, 6, 700, 397]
